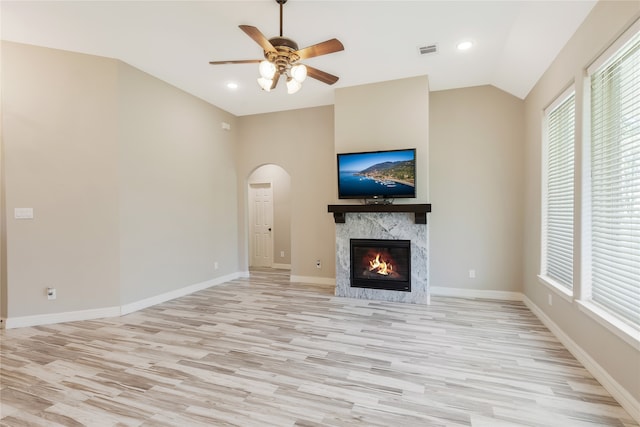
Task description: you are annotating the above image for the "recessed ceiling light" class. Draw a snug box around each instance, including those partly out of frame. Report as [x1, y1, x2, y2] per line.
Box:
[457, 40, 474, 51]
[227, 82, 239, 90]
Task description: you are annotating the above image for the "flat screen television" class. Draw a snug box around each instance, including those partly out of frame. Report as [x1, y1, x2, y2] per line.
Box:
[337, 148, 416, 200]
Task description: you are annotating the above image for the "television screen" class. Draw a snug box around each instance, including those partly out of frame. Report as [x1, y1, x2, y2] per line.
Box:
[337, 148, 416, 199]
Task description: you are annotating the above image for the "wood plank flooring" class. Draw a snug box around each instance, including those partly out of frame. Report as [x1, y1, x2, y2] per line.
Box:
[1, 268, 637, 426]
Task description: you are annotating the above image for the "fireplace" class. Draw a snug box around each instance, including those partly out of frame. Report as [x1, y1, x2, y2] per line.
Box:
[333, 210, 428, 304]
[350, 239, 411, 292]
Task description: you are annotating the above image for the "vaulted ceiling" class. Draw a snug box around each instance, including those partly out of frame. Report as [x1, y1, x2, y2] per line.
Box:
[1, 1, 597, 116]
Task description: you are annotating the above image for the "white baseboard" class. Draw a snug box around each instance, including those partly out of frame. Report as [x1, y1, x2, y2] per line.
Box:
[3, 306, 121, 329]
[290, 275, 336, 286]
[271, 263, 292, 270]
[430, 286, 524, 301]
[523, 296, 640, 424]
[121, 272, 241, 315]
[2, 272, 243, 329]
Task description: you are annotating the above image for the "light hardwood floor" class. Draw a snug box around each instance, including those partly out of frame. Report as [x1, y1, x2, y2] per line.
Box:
[1, 268, 637, 426]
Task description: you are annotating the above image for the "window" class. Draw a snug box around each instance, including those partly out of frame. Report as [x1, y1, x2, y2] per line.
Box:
[541, 89, 575, 292]
[586, 28, 640, 329]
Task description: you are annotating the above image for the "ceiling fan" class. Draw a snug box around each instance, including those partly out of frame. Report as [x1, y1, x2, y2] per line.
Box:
[209, 0, 344, 94]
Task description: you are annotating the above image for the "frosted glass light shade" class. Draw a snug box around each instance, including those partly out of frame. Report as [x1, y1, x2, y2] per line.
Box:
[290, 64, 307, 82]
[286, 77, 302, 94]
[257, 77, 273, 91]
[259, 60, 276, 79]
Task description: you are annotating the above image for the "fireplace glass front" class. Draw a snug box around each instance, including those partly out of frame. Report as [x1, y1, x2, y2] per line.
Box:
[350, 239, 411, 292]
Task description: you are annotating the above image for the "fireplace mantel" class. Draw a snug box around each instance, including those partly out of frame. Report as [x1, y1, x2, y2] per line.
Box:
[328, 203, 432, 224]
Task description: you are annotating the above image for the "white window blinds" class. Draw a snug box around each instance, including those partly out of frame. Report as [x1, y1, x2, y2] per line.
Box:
[589, 30, 640, 328]
[544, 92, 575, 290]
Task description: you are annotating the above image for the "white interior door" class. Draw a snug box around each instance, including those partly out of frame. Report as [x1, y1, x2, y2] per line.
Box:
[249, 183, 273, 268]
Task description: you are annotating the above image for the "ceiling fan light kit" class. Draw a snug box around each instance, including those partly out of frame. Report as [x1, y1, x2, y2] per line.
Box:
[209, 0, 343, 94]
[259, 60, 277, 79]
[286, 77, 302, 94]
[257, 77, 274, 92]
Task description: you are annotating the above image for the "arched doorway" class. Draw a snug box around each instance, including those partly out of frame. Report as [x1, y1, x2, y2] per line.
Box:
[247, 165, 291, 269]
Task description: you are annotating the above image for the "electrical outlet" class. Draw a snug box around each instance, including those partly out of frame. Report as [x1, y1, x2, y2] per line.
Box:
[548, 294, 553, 306]
[469, 269, 476, 279]
[214, 262, 219, 270]
[46, 287, 57, 300]
[280, 251, 285, 258]
[316, 260, 321, 269]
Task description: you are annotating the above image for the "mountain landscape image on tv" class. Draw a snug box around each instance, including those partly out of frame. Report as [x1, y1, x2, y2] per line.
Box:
[337, 148, 416, 199]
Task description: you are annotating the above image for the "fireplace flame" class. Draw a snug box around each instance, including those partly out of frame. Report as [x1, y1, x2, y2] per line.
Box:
[369, 253, 393, 276]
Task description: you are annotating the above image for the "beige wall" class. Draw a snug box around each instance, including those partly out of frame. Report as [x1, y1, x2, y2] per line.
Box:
[430, 86, 524, 293]
[117, 62, 238, 304]
[523, 1, 640, 407]
[335, 76, 430, 203]
[1, 147, 5, 320]
[1, 41, 239, 319]
[1, 55, 6, 318]
[333, 78, 525, 294]
[237, 74, 431, 279]
[2, 42, 121, 317]
[237, 106, 336, 279]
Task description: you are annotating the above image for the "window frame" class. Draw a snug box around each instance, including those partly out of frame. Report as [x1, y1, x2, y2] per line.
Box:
[579, 18, 640, 348]
[539, 85, 576, 301]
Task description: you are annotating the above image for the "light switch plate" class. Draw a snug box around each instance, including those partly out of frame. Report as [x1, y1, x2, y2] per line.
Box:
[14, 208, 34, 219]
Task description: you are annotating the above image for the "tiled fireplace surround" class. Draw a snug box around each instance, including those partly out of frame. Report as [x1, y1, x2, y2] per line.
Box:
[331, 207, 429, 304]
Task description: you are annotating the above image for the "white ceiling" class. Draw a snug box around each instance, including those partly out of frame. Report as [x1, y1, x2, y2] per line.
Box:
[1, 0, 597, 117]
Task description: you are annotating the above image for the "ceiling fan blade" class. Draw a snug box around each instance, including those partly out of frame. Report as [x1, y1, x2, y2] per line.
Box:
[306, 66, 339, 85]
[295, 39, 344, 60]
[209, 59, 261, 65]
[239, 25, 277, 54]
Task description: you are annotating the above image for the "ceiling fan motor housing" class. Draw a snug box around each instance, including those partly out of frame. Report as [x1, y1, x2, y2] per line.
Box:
[268, 36, 298, 51]
[265, 37, 301, 72]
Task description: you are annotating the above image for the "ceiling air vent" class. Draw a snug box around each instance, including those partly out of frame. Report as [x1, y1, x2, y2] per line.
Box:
[418, 44, 438, 55]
